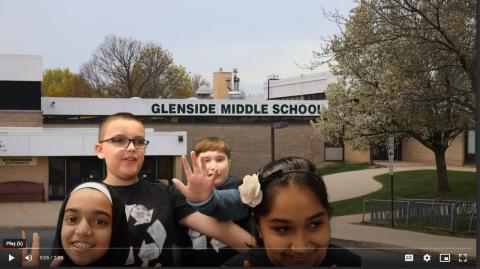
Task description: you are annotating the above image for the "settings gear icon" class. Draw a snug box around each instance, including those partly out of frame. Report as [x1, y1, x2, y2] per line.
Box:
[423, 254, 431, 262]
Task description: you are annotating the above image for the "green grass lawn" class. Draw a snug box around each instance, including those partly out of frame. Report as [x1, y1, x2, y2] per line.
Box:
[318, 162, 369, 176]
[331, 169, 476, 216]
[330, 169, 476, 236]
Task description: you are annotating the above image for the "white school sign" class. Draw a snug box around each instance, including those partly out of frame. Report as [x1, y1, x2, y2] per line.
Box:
[41, 97, 326, 117]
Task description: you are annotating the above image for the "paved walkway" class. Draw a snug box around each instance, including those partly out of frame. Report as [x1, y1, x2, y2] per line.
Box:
[324, 161, 475, 202]
[324, 162, 477, 258]
[0, 201, 61, 229]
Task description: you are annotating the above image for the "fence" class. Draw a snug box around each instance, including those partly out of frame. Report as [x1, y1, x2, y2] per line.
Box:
[362, 198, 476, 233]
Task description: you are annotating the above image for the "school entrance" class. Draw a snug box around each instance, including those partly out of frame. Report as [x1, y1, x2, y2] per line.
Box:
[48, 156, 175, 200]
[48, 156, 104, 200]
[372, 143, 402, 161]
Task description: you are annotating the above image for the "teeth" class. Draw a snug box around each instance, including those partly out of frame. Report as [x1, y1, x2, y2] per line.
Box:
[72, 242, 94, 249]
[288, 252, 314, 259]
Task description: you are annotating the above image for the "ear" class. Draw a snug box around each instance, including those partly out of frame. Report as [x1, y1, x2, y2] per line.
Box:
[95, 143, 105, 159]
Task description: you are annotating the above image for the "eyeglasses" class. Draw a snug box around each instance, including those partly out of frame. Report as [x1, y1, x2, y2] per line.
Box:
[99, 136, 150, 149]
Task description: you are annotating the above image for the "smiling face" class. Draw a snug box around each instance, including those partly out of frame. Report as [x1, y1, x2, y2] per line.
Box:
[257, 183, 330, 266]
[198, 150, 231, 187]
[96, 118, 145, 185]
[61, 188, 112, 266]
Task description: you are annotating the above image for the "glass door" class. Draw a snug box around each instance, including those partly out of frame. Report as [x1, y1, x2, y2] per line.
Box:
[48, 157, 66, 200]
[465, 130, 475, 164]
[140, 156, 157, 183]
[66, 156, 104, 194]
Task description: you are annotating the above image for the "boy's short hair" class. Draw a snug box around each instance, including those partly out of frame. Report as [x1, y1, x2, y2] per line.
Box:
[98, 112, 144, 140]
[194, 137, 231, 159]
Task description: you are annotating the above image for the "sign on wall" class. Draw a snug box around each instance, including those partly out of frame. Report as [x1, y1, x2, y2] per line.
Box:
[150, 102, 322, 116]
[388, 137, 394, 176]
[0, 157, 37, 166]
[41, 97, 326, 117]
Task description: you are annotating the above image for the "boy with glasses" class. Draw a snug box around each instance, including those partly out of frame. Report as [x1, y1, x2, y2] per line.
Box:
[95, 112, 252, 266]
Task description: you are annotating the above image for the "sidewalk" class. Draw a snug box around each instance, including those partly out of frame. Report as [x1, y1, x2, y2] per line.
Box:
[324, 162, 477, 258]
[323, 161, 476, 202]
[331, 214, 476, 259]
[0, 201, 61, 229]
[0, 162, 476, 259]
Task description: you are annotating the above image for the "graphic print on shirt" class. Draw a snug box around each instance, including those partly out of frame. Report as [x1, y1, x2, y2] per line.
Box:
[125, 204, 153, 225]
[188, 229, 207, 250]
[188, 229, 227, 253]
[210, 238, 227, 253]
[124, 204, 167, 266]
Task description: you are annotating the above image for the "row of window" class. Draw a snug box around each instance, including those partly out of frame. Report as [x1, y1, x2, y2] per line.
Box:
[269, 92, 326, 100]
[48, 156, 174, 200]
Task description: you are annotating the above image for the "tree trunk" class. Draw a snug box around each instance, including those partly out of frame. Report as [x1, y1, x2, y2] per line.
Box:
[433, 147, 450, 192]
[369, 145, 374, 166]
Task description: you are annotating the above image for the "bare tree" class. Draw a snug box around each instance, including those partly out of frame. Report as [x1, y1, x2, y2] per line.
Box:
[80, 35, 193, 98]
[190, 73, 210, 92]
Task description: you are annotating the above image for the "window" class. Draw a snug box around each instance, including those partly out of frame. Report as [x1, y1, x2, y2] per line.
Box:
[465, 130, 475, 164]
[467, 130, 475, 154]
[157, 156, 173, 181]
[140, 156, 157, 182]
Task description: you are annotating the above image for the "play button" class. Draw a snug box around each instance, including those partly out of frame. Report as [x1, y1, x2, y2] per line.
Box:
[8, 254, 14, 262]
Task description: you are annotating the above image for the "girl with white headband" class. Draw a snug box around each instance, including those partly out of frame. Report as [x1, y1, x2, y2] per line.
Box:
[23, 182, 129, 266]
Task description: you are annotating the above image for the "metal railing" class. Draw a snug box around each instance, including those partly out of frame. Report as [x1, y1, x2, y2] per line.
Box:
[362, 198, 476, 233]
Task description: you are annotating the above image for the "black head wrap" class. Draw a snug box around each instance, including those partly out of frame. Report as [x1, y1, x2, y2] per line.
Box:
[51, 182, 129, 266]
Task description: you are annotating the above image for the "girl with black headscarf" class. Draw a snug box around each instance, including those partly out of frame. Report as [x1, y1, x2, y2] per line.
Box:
[23, 182, 129, 266]
[52, 181, 129, 266]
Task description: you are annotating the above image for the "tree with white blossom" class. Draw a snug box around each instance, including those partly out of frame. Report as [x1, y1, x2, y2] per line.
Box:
[311, 0, 475, 192]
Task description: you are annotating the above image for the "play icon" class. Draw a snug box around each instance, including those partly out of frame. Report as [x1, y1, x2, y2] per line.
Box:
[8, 254, 14, 262]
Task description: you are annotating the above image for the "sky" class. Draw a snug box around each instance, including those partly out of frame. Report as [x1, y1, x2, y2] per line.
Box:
[0, 0, 357, 95]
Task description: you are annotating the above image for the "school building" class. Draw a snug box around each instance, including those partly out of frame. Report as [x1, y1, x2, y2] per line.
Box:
[264, 72, 476, 166]
[0, 55, 326, 201]
[0, 55, 474, 202]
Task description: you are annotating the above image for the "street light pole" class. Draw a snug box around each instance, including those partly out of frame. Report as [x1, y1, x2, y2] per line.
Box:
[267, 79, 270, 100]
[271, 122, 288, 161]
[387, 137, 395, 228]
[271, 125, 275, 161]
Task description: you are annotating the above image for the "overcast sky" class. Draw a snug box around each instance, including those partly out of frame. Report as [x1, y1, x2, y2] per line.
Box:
[0, 0, 357, 94]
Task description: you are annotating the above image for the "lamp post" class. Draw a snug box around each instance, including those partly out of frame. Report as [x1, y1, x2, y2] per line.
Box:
[271, 121, 288, 161]
[475, 0, 480, 238]
[387, 137, 395, 228]
[266, 74, 279, 100]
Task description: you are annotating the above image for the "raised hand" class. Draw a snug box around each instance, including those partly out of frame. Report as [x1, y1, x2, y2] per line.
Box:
[21, 231, 40, 267]
[173, 151, 219, 203]
[21, 231, 63, 267]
